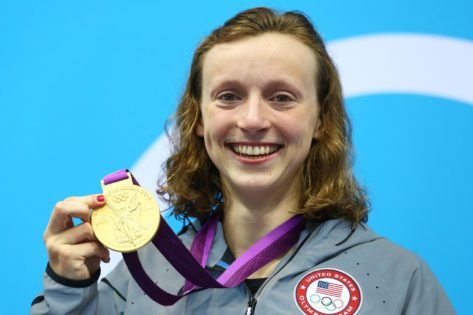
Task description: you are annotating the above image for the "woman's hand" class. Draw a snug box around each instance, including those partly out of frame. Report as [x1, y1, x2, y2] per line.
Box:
[43, 195, 110, 280]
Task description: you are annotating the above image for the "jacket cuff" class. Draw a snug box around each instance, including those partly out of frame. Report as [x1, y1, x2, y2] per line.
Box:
[46, 263, 100, 288]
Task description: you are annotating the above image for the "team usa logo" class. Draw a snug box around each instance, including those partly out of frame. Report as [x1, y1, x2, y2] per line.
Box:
[294, 268, 362, 315]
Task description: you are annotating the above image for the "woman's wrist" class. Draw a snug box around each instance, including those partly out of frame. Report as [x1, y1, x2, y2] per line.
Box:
[46, 262, 101, 288]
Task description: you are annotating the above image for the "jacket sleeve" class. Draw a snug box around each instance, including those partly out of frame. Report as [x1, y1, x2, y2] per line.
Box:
[30, 262, 129, 315]
[402, 261, 456, 315]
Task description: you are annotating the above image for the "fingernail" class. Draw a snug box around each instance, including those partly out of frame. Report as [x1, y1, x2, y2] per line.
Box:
[96, 195, 105, 202]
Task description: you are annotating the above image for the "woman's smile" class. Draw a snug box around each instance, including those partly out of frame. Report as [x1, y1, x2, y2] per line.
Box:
[227, 143, 283, 161]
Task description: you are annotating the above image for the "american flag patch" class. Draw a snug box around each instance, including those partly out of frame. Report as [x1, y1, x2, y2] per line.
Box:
[316, 280, 343, 297]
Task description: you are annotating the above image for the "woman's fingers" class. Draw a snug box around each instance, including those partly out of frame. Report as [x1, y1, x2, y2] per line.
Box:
[51, 222, 96, 245]
[46, 223, 110, 265]
[43, 194, 109, 280]
[75, 241, 110, 263]
[45, 194, 105, 236]
[49, 241, 110, 265]
[48, 241, 110, 280]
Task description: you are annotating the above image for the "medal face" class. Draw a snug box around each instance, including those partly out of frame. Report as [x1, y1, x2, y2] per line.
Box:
[91, 184, 160, 252]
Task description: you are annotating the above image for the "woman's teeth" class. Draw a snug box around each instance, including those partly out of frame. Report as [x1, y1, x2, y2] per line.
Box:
[231, 144, 279, 156]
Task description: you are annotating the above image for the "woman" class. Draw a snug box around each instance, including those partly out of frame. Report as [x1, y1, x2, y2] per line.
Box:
[30, 7, 454, 314]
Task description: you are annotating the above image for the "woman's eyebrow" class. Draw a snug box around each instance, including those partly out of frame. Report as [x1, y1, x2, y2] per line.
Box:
[262, 79, 304, 98]
[207, 79, 245, 94]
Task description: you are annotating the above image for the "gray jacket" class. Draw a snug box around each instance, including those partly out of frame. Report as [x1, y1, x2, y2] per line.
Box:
[30, 219, 455, 314]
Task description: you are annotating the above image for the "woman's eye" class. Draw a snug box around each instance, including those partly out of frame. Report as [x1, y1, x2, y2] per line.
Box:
[271, 94, 293, 103]
[218, 93, 240, 102]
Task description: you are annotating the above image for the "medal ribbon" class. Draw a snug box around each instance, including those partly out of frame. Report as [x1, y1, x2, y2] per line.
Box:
[103, 169, 305, 306]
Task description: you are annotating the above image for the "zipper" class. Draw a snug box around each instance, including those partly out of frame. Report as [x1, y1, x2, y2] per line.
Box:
[243, 228, 313, 314]
[245, 296, 257, 315]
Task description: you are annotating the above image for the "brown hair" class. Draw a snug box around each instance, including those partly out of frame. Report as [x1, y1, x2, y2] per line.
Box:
[159, 7, 369, 225]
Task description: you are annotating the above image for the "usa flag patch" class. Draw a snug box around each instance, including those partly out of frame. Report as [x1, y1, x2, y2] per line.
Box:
[294, 268, 362, 315]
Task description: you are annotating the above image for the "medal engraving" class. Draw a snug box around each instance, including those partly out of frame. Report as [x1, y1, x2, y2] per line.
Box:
[92, 181, 160, 252]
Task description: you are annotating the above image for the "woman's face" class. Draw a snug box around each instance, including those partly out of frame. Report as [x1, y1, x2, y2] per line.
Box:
[196, 33, 321, 199]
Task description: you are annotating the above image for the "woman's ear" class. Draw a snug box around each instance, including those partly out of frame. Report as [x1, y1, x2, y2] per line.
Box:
[312, 119, 322, 140]
[195, 121, 204, 137]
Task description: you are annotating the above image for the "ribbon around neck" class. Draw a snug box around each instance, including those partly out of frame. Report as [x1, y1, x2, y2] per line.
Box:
[103, 169, 305, 306]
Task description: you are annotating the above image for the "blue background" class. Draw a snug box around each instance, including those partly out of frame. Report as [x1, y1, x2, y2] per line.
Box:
[1, 1, 471, 314]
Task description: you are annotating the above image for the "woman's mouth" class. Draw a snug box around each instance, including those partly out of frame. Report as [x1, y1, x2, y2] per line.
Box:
[228, 144, 282, 158]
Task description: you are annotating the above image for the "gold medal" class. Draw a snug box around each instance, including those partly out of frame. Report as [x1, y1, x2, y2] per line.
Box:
[91, 172, 160, 252]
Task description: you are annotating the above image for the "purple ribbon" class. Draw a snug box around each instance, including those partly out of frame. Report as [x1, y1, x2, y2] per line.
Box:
[103, 169, 305, 306]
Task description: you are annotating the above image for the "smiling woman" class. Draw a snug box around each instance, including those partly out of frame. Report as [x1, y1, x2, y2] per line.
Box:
[30, 7, 455, 315]
[164, 10, 368, 227]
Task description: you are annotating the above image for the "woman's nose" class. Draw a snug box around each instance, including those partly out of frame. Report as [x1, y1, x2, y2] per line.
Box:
[236, 96, 271, 133]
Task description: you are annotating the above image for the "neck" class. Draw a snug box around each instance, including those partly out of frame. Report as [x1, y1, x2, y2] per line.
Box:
[222, 184, 301, 278]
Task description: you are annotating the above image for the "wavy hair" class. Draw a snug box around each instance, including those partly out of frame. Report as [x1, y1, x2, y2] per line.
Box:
[158, 7, 369, 225]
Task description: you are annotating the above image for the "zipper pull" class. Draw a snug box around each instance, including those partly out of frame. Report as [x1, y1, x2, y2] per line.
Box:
[245, 296, 257, 315]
